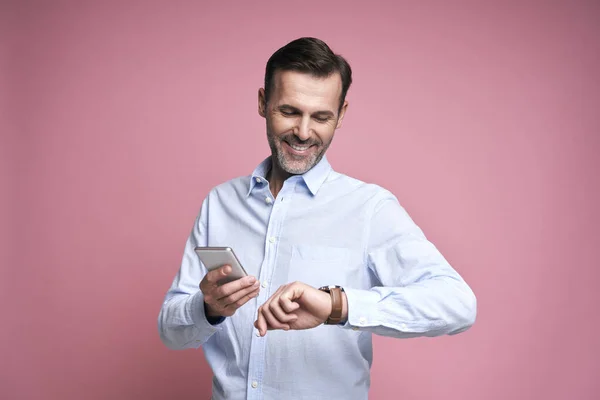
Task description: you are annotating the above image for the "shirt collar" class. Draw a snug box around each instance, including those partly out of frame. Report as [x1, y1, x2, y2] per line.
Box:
[247, 156, 272, 196]
[247, 155, 332, 197]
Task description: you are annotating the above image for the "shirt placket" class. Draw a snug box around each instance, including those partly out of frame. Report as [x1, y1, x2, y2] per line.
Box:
[246, 178, 296, 400]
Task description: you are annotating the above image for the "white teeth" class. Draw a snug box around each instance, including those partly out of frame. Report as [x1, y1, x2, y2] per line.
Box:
[289, 143, 310, 151]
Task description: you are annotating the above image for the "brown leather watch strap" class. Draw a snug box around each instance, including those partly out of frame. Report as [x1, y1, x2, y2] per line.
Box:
[319, 285, 344, 325]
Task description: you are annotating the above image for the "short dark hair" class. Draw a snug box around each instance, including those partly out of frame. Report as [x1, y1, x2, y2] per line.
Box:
[264, 37, 352, 113]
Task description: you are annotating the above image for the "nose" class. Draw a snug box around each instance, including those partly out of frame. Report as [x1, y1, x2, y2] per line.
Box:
[295, 116, 311, 141]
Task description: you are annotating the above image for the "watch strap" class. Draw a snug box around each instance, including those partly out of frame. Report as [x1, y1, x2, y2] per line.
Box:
[319, 285, 344, 325]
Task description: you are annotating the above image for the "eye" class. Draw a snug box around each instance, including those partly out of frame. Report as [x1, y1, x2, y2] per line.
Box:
[314, 117, 330, 123]
[280, 110, 296, 117]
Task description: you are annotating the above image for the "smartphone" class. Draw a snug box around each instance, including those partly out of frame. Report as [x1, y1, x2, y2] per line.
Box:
[194, 246, 248, 285]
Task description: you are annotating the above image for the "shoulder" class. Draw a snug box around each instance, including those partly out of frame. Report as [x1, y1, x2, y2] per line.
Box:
[326, 170, 398, 206]
[206, 175, 251, 199]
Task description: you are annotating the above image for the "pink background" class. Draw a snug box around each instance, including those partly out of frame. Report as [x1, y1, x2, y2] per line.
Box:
[2, 1, 599, 399]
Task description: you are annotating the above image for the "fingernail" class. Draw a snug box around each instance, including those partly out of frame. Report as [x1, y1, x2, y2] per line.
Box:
[222, 265, 231, 274]
[248, 276, 256, 283]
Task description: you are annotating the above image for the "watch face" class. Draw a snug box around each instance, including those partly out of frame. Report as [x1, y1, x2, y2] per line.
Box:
[319, 285, 341, 290]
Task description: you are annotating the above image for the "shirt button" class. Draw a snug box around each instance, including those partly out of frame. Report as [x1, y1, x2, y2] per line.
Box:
[269, 237, 276, 243]
[359, 317, 366, 325]
[265, 197, 272, 204]
[261, 281, 268, 288]
[251, 381, 258, 389]
[255, 177, 261, 183]
[255, 330, 261, 337]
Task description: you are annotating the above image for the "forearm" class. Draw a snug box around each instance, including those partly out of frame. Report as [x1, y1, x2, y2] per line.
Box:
[158, 203, 223, 349]
[342, 276, 476, 338]
[158, 290, 221, 350]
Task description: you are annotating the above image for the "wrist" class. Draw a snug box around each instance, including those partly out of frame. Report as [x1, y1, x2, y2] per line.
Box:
[204, 301, 217, 317]
[204, 301, 224, 321]
[204, 302, 225, 326]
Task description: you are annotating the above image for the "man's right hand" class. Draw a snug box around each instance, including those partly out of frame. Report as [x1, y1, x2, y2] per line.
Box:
[200, 265, 260, 318]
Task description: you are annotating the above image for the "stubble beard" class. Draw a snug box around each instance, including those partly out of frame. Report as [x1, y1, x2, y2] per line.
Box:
[266, 130, 330, 176]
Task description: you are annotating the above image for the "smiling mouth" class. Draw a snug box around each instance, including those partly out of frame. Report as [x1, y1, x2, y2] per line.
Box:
[283, 140, 316, 153]
[288, 143, 311, 151]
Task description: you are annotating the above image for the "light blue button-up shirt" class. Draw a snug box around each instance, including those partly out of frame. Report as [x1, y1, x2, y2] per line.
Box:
[158, 155, 476, 400]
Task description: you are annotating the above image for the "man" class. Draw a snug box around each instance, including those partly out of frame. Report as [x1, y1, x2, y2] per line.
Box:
[158, 37, 476, 400]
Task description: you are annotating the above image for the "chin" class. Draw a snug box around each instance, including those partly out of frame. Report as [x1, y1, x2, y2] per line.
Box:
[281, 161, 310, 175]
[284, 165, 311, 175]
[278, 154, 313, 175]
[284, 155, 321, 175]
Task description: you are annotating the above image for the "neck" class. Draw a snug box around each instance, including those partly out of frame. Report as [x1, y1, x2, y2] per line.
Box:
[266, 159, 292, 199]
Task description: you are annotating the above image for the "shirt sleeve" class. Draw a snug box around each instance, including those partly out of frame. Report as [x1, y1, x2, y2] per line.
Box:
[341, 193, 477, 338]
[157, 199, 224, 350]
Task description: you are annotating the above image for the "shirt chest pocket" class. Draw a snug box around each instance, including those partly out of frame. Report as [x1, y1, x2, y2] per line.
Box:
[287, 244, 353, 289]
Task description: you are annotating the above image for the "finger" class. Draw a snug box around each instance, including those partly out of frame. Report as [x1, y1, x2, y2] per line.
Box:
[256, 306, 268, 336]
[280, 295, 301, 313]
[221, 281, 260, 307]
[201, 265, 232, 290]
[255, 284, 287, 335]
[222, 287, 260, 315]
[214, 275, 257, 300]
[261, 297, 290, 331]
[268, 284, 293, 318]
[269, 295, 298, 323]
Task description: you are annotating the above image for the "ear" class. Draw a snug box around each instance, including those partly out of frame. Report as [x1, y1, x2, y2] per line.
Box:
[258, 88, 267, 118]
[335, 100, 349, 129]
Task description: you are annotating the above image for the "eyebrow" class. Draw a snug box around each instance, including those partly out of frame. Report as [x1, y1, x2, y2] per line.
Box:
[278, 104, 335, 118]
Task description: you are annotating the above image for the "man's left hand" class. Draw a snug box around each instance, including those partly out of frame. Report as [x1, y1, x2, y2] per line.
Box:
[254, 282, 340, 336]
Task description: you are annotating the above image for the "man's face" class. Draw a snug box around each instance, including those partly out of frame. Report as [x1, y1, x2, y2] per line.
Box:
[259, 70, 348, 175]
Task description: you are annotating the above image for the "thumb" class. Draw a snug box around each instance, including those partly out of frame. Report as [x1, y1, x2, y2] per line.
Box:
[221, 265, 232, 275]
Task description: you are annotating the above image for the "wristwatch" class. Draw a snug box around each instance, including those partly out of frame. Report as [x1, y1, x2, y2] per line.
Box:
[318, 285, 345, 325]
